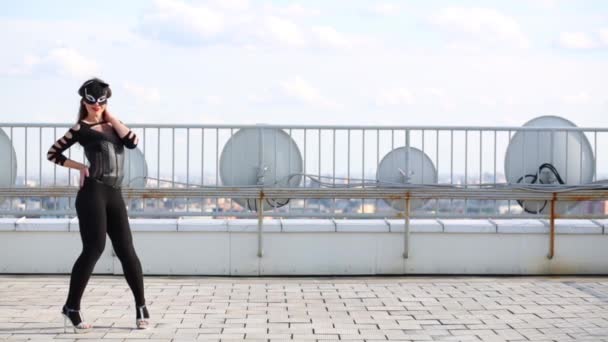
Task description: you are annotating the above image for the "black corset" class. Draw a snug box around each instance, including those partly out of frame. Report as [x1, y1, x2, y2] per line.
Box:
[84, 139, 125, 188]
[47, 119, 139, 188]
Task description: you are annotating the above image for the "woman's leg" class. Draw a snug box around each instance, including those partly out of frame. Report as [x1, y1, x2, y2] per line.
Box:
[106, 189, 146, 307]
[65, 181, 107, 310]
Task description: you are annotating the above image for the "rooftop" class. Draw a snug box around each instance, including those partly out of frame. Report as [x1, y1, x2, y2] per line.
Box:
[1, 275, 607, 341]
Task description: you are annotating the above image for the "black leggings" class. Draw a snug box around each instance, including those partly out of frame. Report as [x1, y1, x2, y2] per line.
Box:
[65, 177, 145, 309]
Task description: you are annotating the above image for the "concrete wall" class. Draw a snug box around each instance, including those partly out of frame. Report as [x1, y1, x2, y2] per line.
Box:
[0, 218, 606, 275]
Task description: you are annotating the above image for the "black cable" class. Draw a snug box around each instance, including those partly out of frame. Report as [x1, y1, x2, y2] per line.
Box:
[516, 163, 565, 214]
[245, 198, 291, 211]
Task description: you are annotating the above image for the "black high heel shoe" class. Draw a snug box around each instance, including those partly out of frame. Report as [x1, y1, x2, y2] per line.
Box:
[61, 305, 92, 333]
[136, 305, 150, 329]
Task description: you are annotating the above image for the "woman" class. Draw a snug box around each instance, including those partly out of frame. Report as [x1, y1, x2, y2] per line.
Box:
[47, 78, 150, 333]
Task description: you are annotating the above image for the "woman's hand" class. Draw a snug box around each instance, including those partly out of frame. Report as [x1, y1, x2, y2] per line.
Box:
[103, 107, 131, 139]
[79, 166, 90, 188]
[103, 108, 117, 123]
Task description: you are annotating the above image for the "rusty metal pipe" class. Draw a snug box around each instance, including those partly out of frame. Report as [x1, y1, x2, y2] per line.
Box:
[403, 193, 411, 259]
[548, 193, 556, 259]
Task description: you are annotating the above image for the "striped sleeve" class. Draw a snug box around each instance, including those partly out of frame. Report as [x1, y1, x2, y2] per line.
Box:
[47, 123, 80, 166]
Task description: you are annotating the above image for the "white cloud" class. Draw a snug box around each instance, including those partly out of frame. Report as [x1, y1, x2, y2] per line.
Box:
[261, 16, 307, 47]
[369, 3, 401, 16]
[598, 29, 608, 45]
[136, 0, 359, 50]
[3, 47, 98, 78]
[3, 54, 40, 76]
[248, 77, 343, 109]
[376, 88, 415, 106]
[558, 32, 597, 49]
[3, 1, 607, 130]
[478, 96, 498, 107]
[431, 7, 529, 48]
[247, 89, 273, 104]
[209, 0, 249, 11]
[203, 95, 223, 105]
[279, 76, 338, 108]
[264, 4, 321, 17]
[557, 29, 608, 49]
[424, 88, 445, 97]
[562, 91, 592, 105]
[529, 0, 559, 9]
[122, 82, 161, 103]
[422, 87, 455, 110]
[132, 111, 228, 124]
[312, 26, 356, 49]
[139, 0, 225, 44]
[255, 20, 363, 49]
[47, 48, 99, 78]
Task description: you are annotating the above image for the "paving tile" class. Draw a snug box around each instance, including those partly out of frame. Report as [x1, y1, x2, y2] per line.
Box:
[0, 275, 607, 341]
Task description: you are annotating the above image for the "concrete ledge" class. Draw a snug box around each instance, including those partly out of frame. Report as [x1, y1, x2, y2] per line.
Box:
[2, 219, 608, 275]
[281, 219, 335, 232]
[227, 219, 281, 232]
[130, 218, 178, 232]
[441, 219, 496, 233]
[540, 219, 603, 234]
[492, 219, 548, 234]
[115, 232, 229, 275]
[178, 218, 227, 232]
[0, 232, 114, 273]
[259, 233, 392, 275]
[0, 218, 18, 231]
[593, 219, 608, 234]
[69, 217, 79, 231]
[387, 219, 443, 233]
[335, 219, 388, 232]
[15, 218, 70, 232]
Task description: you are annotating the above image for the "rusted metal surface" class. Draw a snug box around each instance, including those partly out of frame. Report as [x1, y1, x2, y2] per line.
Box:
[257, 192, 265, 258]
[403, 193, 411, 259]
[548, 193, 556, 260]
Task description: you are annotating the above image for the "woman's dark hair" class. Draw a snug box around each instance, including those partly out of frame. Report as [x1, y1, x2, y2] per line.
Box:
[76, 77, 112, 122]
[77, 101, 88, 122]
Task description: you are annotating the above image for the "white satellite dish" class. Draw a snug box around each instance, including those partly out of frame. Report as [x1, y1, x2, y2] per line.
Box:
[504, 115, 595, 214]
[0, 129, 17, 205]
[376, 146, 437, 211]
[220, 127, 303, 211]
[122, 147, 148, 188]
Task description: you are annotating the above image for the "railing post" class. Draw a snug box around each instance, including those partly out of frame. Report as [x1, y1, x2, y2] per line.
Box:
[257, 192, 264, 258]
[403, 193, 410, 259]
[548, 193, 556, 259]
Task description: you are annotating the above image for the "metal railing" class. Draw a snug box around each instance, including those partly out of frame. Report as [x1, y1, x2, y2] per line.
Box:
[2, 122, 608, 259]
[0, 122, 607, 220]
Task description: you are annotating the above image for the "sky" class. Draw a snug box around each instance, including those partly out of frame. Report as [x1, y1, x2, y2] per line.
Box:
[1, 0, 607, 127]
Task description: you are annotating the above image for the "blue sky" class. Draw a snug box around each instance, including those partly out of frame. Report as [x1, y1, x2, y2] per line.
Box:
[1, 0, 607, 127]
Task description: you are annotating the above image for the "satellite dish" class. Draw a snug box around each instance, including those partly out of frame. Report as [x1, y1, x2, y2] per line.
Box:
[219, 127, 303, 211]
[0, 129, 17, 206]
[377, 146, 437, 211]
[504, 115, 595, 214]
[122, 147, 148, 188]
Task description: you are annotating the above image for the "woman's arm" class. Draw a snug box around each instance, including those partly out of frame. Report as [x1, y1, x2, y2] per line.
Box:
[47, 123, 89, 187]
[47, 123, 83, 168]
[62, 159, 88, 171]
[103, 109, 139, 149]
